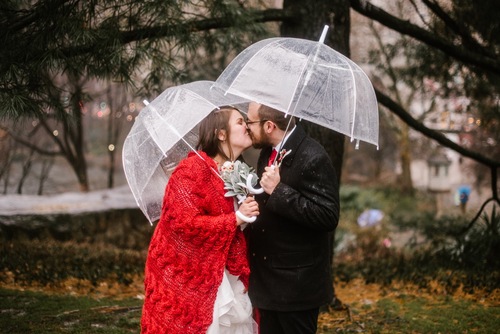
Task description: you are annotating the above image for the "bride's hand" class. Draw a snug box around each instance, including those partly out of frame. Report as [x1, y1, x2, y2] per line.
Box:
[236, 196, 259, 226]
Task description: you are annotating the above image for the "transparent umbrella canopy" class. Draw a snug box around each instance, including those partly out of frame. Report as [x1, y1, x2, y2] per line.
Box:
[214, 29, 379, 148]
[122, 81, 249, 224]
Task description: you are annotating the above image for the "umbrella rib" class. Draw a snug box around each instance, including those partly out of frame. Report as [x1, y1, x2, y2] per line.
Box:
[287, 47, 319, 117]
[317, 64, 358, 71]
[344, 59, 358, 141]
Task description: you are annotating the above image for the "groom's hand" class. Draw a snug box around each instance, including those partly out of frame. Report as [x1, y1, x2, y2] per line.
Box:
[260, 166, 280, 195]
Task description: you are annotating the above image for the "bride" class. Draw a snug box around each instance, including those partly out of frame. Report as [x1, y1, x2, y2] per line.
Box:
[140, 106, 259, 334]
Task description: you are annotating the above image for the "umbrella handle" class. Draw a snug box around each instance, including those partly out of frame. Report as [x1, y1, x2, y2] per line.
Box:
[246, 174, 265, 194]
[236, 210, 257, 223]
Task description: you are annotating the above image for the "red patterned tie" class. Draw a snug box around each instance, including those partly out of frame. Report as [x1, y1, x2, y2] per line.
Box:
[267, 149, 278, 166]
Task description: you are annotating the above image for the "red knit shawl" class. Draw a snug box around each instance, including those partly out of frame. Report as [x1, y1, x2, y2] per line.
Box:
[141, 151, 250, 334]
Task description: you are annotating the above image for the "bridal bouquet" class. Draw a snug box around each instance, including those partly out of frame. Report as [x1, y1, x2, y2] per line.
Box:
[220, 160, 262, 204]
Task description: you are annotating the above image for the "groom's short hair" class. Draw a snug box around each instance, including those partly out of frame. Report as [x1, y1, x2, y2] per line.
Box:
[258, 104, 295, 132]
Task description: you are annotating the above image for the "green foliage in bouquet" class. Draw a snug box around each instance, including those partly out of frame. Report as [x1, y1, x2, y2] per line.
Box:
[220, 160, 259, 203]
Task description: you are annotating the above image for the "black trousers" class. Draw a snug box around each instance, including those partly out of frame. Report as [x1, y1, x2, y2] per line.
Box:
[259, 308, 320, 334]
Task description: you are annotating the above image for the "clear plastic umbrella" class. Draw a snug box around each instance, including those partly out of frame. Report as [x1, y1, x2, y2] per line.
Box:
[122, 80, 249, 224]
[214, 26, 379, 148]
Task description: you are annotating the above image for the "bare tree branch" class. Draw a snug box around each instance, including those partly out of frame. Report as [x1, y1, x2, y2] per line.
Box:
[350, 0, 500, 75]
[38, 118, 70, 158]
[375, 88, 500, 168]
[0, 125, 61, 156]
[420, 0, 494, 58]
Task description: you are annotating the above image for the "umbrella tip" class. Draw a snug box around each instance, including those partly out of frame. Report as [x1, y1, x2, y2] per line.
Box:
[319, 25, 329, 43]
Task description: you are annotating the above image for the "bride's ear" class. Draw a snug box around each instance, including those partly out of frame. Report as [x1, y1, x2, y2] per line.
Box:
[217, 129, 227, 142]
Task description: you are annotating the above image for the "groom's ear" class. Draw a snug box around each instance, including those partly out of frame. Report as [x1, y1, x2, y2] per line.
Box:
[264, 121, 276, 134]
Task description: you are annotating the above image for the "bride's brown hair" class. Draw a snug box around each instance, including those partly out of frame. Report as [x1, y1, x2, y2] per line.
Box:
[197, 106, 237, 161]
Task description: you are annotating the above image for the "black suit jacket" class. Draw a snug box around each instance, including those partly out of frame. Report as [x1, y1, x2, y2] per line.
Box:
[248, 125, 340, 311]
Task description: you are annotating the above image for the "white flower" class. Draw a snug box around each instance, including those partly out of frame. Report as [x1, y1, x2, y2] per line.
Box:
[220, 160, 260, 204]
[276, 149, 292, 167]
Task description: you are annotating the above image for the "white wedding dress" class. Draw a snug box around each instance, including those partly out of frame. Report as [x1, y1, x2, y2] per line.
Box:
[206, 269, 258, 334]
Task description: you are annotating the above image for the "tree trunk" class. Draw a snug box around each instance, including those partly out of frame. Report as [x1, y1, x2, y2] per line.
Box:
[399, 123, 414, 194]
[75, 163, 89, 192]
[70, 85, 90, 192]
[16, 148, 35, 194]
[281, 0, 350, 185]
[281, 0, 351, 308]
[108, 149, 115, 189]
[37, 158, 54, 195]
[106, 86, 114, 189]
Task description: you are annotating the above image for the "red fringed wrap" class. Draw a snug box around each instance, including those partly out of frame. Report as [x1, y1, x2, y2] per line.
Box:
[141, 151, 250, 334]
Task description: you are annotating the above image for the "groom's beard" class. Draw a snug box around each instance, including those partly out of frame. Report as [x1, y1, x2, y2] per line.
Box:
[251, 127, 272, 149]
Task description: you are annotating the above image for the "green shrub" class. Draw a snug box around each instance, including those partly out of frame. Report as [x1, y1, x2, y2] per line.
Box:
[339, 185, 384, 212]
[444, 204, 500, 269]
[335, 186, 499, 295]
[0, 240, 146, 287]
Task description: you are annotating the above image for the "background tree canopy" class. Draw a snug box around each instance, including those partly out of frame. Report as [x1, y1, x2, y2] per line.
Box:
[0, 0, 276, 119]
[0, 0, 499, 194]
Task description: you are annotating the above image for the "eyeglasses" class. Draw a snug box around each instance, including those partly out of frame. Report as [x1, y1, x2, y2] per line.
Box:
[246, 119, 268, 126]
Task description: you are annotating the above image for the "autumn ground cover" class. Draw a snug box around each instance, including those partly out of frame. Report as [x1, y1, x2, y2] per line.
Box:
[1, 272, 498, 333]
[1, 233, 498, 334]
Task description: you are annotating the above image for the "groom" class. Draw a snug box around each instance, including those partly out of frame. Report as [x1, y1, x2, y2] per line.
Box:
[245, 102, 340, 334]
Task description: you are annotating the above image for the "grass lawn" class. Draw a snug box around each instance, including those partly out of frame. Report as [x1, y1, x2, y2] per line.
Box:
[319, 293, 499, 333]
[0, 288, 142, 334]
[1, 280, 499, 334]
[317, 278, 500, 334]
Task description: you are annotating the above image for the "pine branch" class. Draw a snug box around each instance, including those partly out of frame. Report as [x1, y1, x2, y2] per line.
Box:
[58, 9, 290, 59]
[5, 0, 75, 33]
